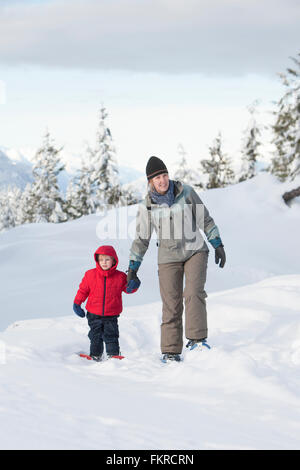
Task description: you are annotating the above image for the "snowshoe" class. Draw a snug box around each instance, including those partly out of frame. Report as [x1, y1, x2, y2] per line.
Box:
[78, 353, 102, 362]
[107, 355, 125, 360]
[186, 339, 211, 351]
[161, 353, 182, 363]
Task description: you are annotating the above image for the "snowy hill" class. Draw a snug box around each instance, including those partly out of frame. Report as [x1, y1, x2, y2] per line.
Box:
[0, 172, 300, 449]
[1, 274, 300, 450]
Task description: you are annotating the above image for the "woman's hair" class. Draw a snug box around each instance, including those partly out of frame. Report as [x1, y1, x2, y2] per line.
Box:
[148, 179, 155, 192]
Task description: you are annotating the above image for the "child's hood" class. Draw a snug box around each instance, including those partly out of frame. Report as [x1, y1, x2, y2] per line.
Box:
[94, 245, 119, 275]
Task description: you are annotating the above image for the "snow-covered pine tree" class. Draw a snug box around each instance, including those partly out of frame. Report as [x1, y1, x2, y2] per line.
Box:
[0, 186, 23, 231]
[288, 56, 300, 181]
[64, 158, 97, 219]
[174, 144, 191, 184]
[18, 183, 36, 224]
[270, 53, 300, 182]
[30, 131, 67, 223]
[89, 106, 122, 210]
[198, 133, 235, 189]
[239, 103, 262, 182]
[119, 186, 140, 206]
[10, 186, 23, 227]
[0, 190, 10, 232]
[64, 180, 83, 220]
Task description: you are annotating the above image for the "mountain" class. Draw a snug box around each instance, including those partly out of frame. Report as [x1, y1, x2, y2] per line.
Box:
[0, 172, 300, 449]
[0, 148, 33, 191]
[0, 146, 143, 193]
[118, 166, 143, 185]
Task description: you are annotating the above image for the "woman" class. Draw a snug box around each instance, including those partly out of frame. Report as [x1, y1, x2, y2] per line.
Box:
[126, 156, 226, 362]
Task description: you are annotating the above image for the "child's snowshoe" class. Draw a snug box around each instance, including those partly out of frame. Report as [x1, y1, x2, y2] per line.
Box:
[107, 348, 125, 360]
[78, 353, 102, 361]
[107, 355, 125, 360]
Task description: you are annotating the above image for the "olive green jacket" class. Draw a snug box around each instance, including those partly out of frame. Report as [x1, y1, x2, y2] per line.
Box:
[129, 181, 221, 265]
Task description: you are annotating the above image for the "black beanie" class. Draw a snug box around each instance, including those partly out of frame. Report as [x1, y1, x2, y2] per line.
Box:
[146, 156, 168, 181]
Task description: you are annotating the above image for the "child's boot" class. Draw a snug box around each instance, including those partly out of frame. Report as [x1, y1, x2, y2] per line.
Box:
[90, 354, 102, 362]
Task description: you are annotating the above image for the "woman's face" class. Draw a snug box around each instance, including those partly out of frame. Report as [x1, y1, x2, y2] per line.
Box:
[152, 173, 169, 194]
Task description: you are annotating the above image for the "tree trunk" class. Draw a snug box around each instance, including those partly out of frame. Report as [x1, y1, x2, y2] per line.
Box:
[282, 186, 300, 206]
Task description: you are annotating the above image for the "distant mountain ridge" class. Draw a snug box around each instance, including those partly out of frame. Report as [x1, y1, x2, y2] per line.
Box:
[0, 146, 143, 192]
[0, 148, 33, 191]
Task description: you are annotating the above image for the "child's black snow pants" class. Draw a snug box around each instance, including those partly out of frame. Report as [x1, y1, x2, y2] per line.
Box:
[87, 313, 120, 356]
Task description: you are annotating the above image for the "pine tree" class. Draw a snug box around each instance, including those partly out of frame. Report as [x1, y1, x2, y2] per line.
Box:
[0, 188, 14, 231]
[64, 158, 96, 219]
[30, 131, 67, 223]
[198, 133, 235, 189]
[174, 144, 191, 184]
[10, 186, 23, 227]
[288, 56, 300, 181]
[89, 106, 121, 209]
[0, 186, 24, 231]
[18, 183, 36, 224]
[65, 106, 137, 218]
[270, 53, 300, 182]
[0, 189, 10, 232]
[120, 186, 140, 206]
[239, 103, 262, 182]
[64, 180, 83, 220]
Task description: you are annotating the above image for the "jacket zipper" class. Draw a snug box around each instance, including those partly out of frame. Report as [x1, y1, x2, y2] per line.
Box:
[102, 277, 107, 316]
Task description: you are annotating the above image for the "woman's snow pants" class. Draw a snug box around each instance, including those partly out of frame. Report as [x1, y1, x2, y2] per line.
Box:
[158, 251, 209, 354]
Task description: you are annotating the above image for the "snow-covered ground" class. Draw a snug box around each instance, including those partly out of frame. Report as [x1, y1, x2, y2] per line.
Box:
[0, 172, 300, 449]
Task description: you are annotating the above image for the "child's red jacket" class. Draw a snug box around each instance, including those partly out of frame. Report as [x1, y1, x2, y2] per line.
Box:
[74, 245, 136, 316]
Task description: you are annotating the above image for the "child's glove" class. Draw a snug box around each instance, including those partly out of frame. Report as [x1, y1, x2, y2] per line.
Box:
[126, 272, 141, 293]
[73, 303, 86, 318]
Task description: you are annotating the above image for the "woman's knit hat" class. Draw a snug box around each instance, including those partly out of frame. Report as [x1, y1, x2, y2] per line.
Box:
[146, 156, 168, 181]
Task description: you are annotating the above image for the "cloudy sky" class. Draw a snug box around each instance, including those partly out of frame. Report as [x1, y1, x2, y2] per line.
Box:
[0, 0, 299, 172]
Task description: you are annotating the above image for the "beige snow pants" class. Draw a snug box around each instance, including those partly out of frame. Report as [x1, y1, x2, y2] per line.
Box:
[158, 251, 209, 354]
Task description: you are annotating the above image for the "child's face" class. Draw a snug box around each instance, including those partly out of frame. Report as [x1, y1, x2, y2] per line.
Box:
[98, 255, 114, 270]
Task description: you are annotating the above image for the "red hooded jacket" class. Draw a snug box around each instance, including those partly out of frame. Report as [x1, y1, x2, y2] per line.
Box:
[74, 245, 136, 316]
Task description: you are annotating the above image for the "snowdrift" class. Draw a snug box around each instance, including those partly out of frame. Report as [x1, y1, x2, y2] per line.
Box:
[1, 275, 300, 449]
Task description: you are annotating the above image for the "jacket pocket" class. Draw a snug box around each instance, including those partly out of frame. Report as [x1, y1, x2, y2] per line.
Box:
[159, 238, 179, 251]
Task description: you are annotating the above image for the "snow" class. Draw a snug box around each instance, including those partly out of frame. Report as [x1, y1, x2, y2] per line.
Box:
[0, 172, 300, 450]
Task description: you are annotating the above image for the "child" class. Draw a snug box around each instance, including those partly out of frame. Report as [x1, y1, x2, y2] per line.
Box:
[73, 245, 140, 361]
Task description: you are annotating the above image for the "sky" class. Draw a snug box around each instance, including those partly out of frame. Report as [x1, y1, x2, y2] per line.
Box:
[0, 0, 299, 173]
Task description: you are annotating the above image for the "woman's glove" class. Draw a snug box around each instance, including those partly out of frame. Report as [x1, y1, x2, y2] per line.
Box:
[215, 244, 226, 268]
[126, 260, 141, 293]
[73, 303, 86, 318]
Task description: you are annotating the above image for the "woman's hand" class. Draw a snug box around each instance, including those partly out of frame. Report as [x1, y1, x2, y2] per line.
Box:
[215, 245, 226, 268]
